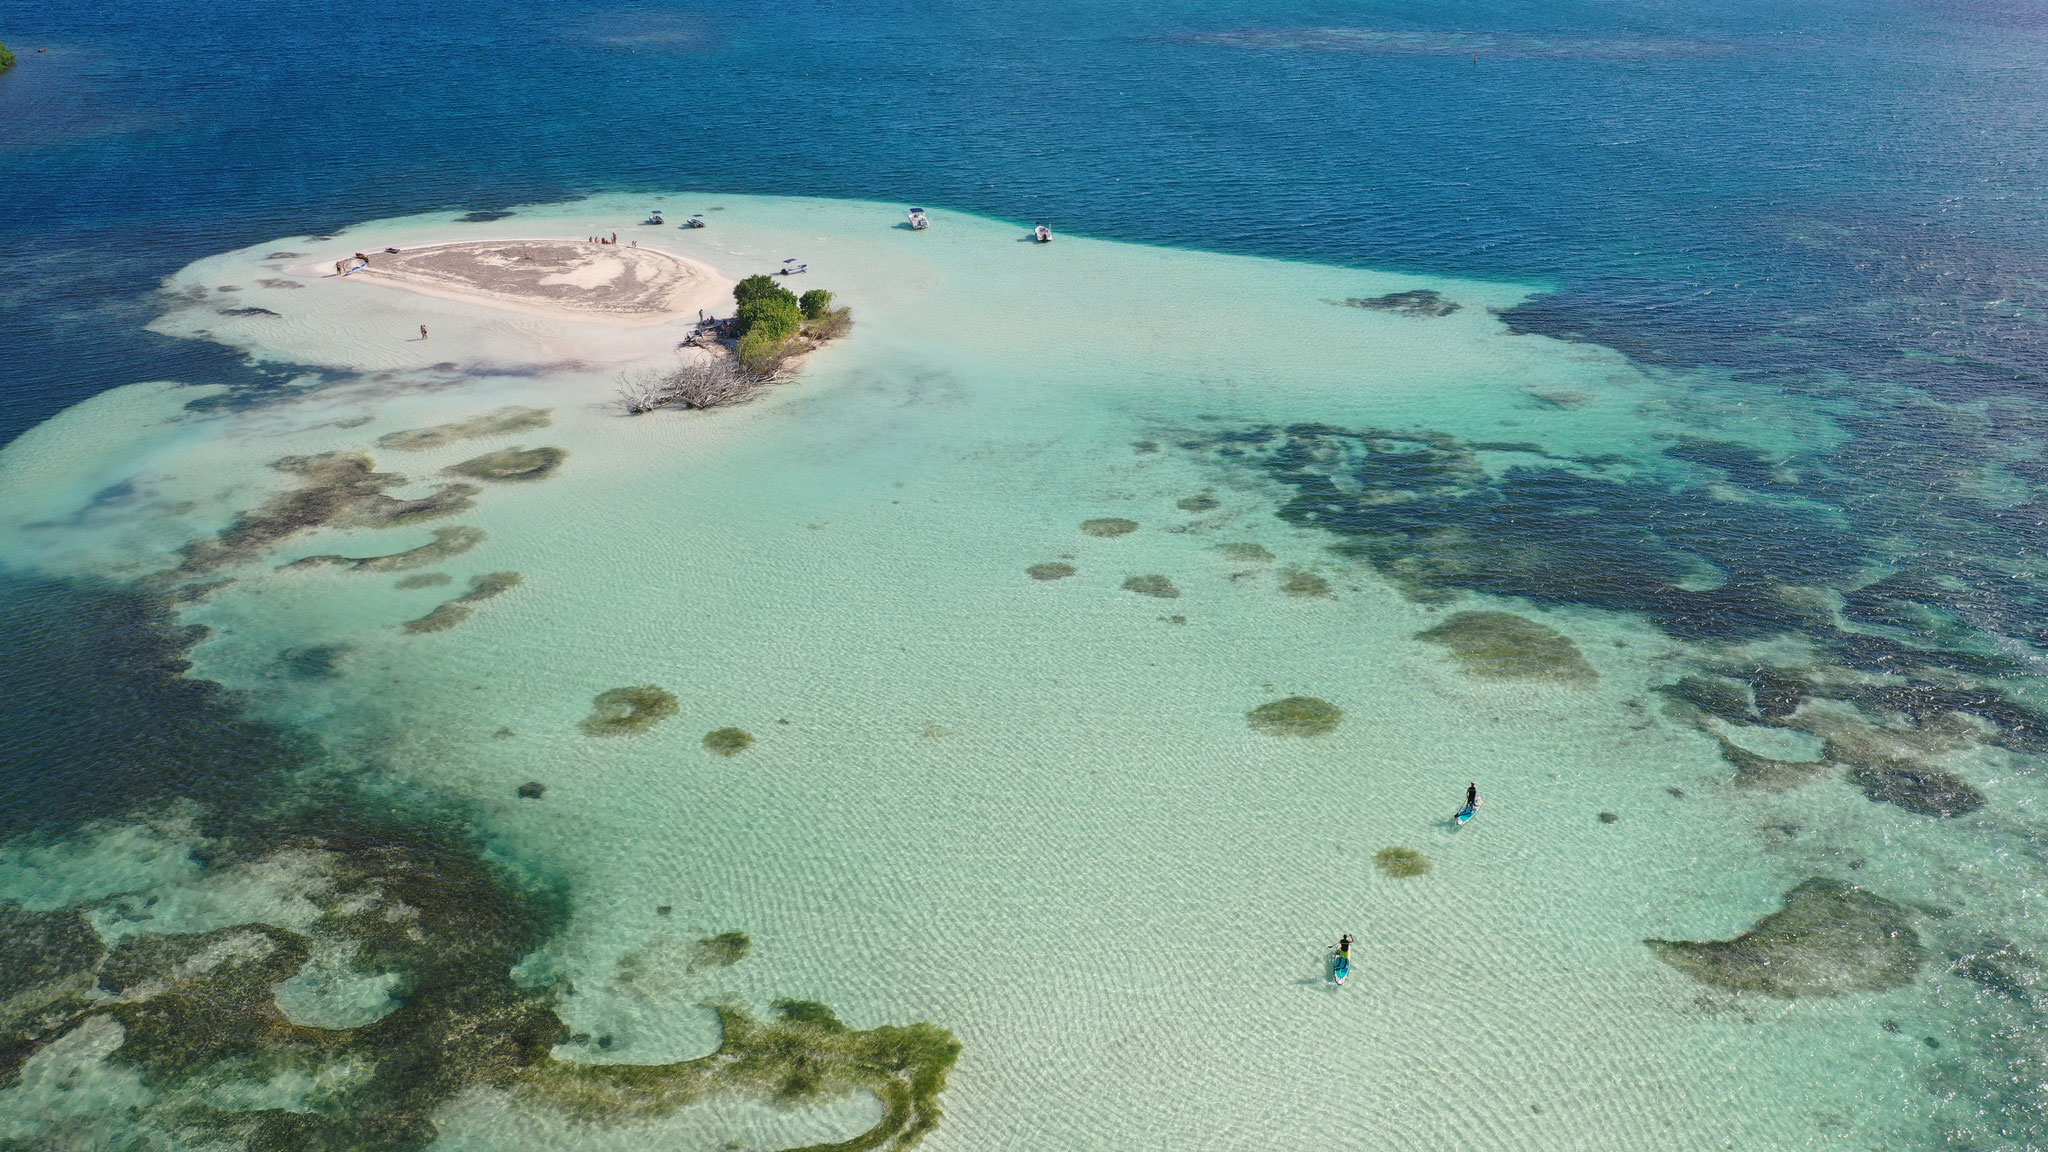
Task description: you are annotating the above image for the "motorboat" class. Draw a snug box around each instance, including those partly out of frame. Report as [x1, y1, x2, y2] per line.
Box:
[908, 208, 929, 230]
[683, 214, 706, 229]
[647, 210, 665, 225]
[1033, 223, 1052, 243]
[775, 258, 808, 276]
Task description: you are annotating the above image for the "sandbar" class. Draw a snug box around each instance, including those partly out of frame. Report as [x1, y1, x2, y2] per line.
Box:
[329, 239, 730, 326]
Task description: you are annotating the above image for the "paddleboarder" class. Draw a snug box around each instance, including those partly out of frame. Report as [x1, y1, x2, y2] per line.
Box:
[1456, 782, 1481, 825]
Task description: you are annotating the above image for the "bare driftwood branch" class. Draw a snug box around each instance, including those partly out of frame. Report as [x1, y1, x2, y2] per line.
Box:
[616, 354, 778, 415]
[615, 368, 671, 415]
[671, 356, 772, 408]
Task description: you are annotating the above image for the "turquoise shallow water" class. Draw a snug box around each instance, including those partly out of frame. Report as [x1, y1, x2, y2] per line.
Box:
[14, 0, 2048, 1145]
[2, 195, 2046, 1148]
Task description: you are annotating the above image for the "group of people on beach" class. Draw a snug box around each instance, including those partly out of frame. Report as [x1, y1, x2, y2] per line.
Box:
[1332, 783, 1480, 977]
[588, 233, 622, 245]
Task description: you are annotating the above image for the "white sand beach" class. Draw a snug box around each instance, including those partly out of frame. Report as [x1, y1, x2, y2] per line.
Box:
[316, 239, 731, 327]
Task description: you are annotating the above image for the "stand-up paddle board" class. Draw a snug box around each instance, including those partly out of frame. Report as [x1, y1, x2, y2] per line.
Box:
[1333, 951, 1350, 985]
[1455, 804, 1477, 825]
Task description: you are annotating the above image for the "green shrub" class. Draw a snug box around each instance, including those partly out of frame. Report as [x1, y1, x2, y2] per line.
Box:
[807, 306, 853, 340]
[738, 292, 801, 342]
[0, 43, 14, 72]
[798, 289, 834, 319]
[732, 274, 783, 308]
[736, 328, 785, 375]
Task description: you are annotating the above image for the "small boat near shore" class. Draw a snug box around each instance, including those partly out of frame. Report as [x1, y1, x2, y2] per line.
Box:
[683, 214, 706, 229]
[908, 208, 929, 230]
[1033, 222, 1053, 243]
[646, 210, 665, 225]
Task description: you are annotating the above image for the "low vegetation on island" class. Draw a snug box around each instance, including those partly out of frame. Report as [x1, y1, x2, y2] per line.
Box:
[620, 275, 851, 414]
[0, 42, 15, 72]
[733, 275, 847, 372]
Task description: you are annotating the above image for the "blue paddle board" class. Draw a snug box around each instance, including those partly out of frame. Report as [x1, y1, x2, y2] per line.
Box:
[1455, 804, 1476, 825]
[1333, 954, 1350, 983]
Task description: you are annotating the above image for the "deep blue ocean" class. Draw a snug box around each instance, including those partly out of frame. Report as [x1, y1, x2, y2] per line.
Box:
[7, 0, 2048, 444]
[6, 0, 2048, 1145]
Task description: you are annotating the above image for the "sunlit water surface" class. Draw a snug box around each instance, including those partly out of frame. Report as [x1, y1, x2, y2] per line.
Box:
[4, 2, 2048, 1149]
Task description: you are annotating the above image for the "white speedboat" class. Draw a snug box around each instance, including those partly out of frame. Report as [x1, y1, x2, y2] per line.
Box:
[1033, 223, 1053, 243]
[908, 208, 929, 230]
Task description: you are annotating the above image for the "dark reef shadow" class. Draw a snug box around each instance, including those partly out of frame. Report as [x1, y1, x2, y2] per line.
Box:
[0, 572, 316, 841]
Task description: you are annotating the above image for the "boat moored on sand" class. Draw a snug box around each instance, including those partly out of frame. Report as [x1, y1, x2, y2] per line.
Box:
[1033, 222, 1053, 243]
[908, 208, 929, 230]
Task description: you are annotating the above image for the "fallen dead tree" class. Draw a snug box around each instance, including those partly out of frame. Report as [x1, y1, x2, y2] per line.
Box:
[616, 353, 779, 414]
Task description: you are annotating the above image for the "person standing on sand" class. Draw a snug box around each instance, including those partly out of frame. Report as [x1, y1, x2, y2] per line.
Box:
[420, 325, 428, 340]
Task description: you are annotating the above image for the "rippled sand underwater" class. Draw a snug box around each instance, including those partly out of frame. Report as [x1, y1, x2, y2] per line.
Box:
[1, 194, 2043, 1150]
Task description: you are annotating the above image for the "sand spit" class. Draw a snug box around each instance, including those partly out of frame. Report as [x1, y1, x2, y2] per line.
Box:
[333, 240, 729, 326]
